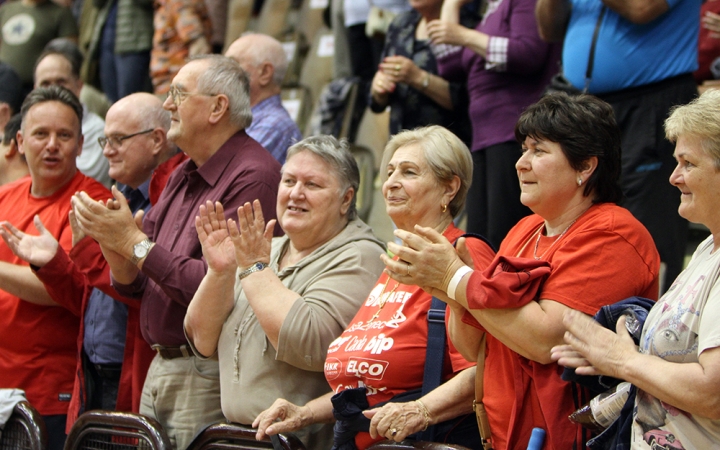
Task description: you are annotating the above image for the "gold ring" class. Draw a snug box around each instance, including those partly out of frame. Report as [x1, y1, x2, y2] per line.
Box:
[395, 64, 401, 72]
[406, 264, 410, 276]
[391, 428, 398, 437]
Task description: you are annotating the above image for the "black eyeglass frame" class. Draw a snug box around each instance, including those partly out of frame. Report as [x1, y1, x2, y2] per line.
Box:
[98, 129, 154, 149]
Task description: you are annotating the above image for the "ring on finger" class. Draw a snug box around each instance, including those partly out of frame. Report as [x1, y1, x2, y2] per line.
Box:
[406, 263, 411, 276]
[395, 64, 401, 72]
[391, 428, 398, 437]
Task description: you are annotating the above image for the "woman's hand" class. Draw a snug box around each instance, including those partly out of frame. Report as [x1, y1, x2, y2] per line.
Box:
[381, 225, 466, 295]
[364, 401, 427, 442]
[371, 69, 396, 104]
[379, 55, 424, 87]
[252, 398, 314, 441]
[0, 215, 58, 268]
[427, 20, 469, 46]
[195, 200, 237, 274]
[552, 310, 638, 378]
[228, 200, 276, 270]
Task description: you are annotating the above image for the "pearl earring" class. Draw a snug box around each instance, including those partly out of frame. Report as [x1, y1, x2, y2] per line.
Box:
[577, 178, 583, 186]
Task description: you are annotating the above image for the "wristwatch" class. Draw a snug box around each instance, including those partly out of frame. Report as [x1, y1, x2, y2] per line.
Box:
[238, 262, 268, 280]
[130, 238, 153, 265]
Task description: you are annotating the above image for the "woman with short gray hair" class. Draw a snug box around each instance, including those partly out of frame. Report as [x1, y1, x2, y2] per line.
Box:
[184, 135, 385, 449]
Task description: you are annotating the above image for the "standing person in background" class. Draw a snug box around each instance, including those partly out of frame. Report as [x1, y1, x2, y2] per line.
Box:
[0, 0, 77, 94]
[428, 0, 559, 249]
[369, 0, 475, 146]
[34, 42, 111, 188]
[0, 114, 26, 186]
[151, 0, 211, 95]
[225, 33, 302, 165]
[0, 63, 23, 135]
[536, 0, 700, 292]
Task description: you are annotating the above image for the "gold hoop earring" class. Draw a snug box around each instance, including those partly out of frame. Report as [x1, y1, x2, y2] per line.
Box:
[441, 204, 447, 213]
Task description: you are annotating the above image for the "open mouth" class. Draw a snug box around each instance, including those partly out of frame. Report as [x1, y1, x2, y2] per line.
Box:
[287, 205, 308, 212]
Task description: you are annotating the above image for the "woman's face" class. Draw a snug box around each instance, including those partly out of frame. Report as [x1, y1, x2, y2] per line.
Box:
[277, 150, 351, 249]
[516, 136, 583, 218]
[669, 135, 720, 231]
[382, 144, 449, 231]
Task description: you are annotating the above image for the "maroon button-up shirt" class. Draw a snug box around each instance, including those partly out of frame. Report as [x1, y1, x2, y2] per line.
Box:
[114, 130, 282, 346]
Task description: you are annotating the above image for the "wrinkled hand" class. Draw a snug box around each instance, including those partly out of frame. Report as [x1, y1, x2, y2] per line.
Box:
[427, 20, 468, 46]
[72, 185, 145, 256]
[378, 55, 423, 86]
[228, 200, 275, 270]
[364, 401, 426, 442]
[371, 69, 396, 100]
[381, 225, 465, 296]
[0, 215, 58, 267]
[551, 310, 638, 378]
[252, 398, 313, 441]
[703, 11, 720, 37]
[195, 201, 237, 274]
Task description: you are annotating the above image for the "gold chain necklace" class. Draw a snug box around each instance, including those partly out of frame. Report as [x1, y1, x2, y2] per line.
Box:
[367, 278, 400, 324]
[532, 219, 576, 260]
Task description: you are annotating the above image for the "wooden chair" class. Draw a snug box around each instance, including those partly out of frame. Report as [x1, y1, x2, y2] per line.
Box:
[0, 401, 47, 450]
[185, 422, 305, 450]
[63, 411, 172, 450]
[223, 0, 254, 52]
[297, 26, 335, 109]
[367, 441, 472, 450]
[255, 0, 293, 39]
[350, 144, 376, 222]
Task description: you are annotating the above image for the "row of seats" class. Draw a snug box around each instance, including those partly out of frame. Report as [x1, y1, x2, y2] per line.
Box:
[0, 402, 472, 450]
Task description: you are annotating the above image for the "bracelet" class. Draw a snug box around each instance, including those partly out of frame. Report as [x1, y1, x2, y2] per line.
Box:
[421, 71, 430, 90]
[447, 265, 473, 300]
[415, 400, 431, 431]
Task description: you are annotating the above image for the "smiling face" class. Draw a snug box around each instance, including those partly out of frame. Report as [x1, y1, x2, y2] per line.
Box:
[669, 135, 720, 232]
[515, 136, 587, 220]
[17, 101, 82, 197]
[103, 102, 159, 189]
[382, 144, 449, 231]
[277, 150, 352, 252]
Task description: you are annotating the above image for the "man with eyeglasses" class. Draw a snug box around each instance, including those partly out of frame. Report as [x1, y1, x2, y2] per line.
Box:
[71, 55, 282, 449]
[34, 41, 111, 189]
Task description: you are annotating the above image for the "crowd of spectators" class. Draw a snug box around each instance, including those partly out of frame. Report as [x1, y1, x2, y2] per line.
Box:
[0, 0, 719, 450]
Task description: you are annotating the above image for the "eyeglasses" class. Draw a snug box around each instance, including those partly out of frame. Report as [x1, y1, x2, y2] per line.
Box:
[98, 129, 154, 149]
[168, 85, 214, 106]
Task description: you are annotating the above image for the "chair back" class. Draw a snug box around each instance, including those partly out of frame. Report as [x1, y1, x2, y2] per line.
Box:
[0, 401, 47, 450]
[63, 411, 172, 450]
[350, 144, 376, 222]
[367, 441, 472, 450]
[185, 422, 305, 450]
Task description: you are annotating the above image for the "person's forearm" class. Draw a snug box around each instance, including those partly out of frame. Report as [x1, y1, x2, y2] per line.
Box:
[535, 0, 571, 42]
[421, 366, 476, 424]
[0, 261, 57, 306]
[620, 348, 720, 419]
[240, 269, 301, 349]
[410, 71, 453, 110]
[454, 276, 568, 363]
[447, 304, 481, 361]
[185, 268, 237, 357]
[440, 0, 463, 23]
[305, 391, 336, 424]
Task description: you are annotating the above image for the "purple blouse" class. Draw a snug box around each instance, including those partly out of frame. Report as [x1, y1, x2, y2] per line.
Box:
[437, 0, 560, 151]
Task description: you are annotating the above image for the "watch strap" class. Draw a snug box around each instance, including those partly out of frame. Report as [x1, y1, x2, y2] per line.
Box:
[238, 262, 268, 280]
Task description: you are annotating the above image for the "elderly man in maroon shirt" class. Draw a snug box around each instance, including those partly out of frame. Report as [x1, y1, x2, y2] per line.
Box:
[71, 55, 282, 449]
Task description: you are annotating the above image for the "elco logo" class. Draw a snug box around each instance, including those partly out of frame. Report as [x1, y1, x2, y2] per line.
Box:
[345, 357, 389, 380]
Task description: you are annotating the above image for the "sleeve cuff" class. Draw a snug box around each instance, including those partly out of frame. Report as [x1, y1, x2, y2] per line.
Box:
[484, 36, 508, 72]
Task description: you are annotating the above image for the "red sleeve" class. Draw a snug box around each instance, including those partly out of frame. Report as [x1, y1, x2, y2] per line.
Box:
[33, 248, 88, 317]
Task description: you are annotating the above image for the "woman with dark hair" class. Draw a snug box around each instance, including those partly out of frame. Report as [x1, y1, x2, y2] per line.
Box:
[381, 93, 661, 449]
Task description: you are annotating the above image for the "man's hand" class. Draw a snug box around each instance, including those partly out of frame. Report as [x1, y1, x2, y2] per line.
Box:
[0, 215, 59, 268]
[72, 186, 147, 259]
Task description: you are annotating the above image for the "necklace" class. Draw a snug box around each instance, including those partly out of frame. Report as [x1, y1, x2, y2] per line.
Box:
[532, 219, 576, 260]
[367, 278, 400, 324]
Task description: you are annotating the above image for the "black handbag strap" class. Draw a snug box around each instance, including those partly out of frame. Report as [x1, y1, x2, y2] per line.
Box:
[583, 6, 607, 93]
[419, 232, 494, 441]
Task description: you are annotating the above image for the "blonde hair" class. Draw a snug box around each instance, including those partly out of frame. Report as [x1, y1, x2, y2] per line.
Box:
[665, 90, 720, 170]
[381, 125, 472, 217]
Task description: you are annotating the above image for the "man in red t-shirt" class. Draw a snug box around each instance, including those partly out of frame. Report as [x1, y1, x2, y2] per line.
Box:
[0, 86, 110, 450]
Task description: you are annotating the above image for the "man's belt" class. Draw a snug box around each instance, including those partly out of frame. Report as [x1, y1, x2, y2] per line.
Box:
[151, 344, 191, 360]
[93, 363, 122, 380]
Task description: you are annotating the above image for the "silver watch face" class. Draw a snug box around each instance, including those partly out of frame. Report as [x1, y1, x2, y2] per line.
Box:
[134, 242, 149, 258]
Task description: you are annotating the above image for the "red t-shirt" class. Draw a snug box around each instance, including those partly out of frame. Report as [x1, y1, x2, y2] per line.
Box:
[0, 172, 111, 415]
[472, 203, 660, 450]
[325, 224, 495, 449]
